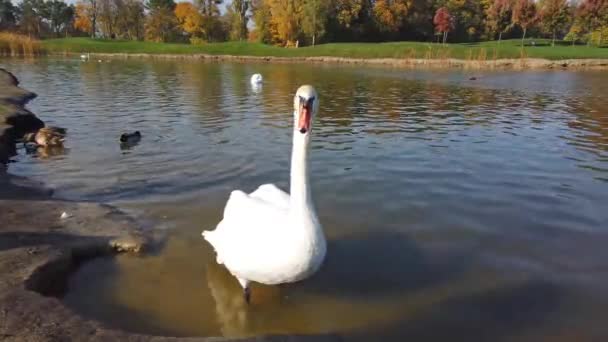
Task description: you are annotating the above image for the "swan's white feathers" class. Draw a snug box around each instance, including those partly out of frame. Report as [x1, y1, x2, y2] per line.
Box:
[249, 184, 290, 209]
[202, 85, 326, 289]
[204, 189, 295, 283]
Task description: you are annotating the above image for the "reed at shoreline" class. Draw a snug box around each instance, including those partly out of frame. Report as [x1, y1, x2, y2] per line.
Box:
[0, 33, 44, 56]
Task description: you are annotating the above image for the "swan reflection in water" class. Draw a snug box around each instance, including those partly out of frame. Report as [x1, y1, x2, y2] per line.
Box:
[205, 260, 287, 337]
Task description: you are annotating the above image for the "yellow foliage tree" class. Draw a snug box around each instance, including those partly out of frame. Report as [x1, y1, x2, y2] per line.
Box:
[267, 0, 303, 46]
[73, 2, 93, 35]
[373, 0, 410, 32]
[333, 0, 364, 28]
[174, 2, 204, 37]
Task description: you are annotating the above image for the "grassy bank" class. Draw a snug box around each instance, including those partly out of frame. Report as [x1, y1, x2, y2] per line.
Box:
[41, 37, 608, 60]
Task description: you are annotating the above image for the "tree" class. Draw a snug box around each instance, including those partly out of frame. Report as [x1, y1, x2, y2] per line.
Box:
[250, 0, 275, 43]
[74, 2, 93, 35]
[512, 0, 537, 46]
[486, 0, 513, 43]
[145, 7, 178, 41]
[434, 6, 455, 44]
[17, 0, 45, 37]
[116, 0, 145, 39]
[267, 0, 303, 46]
[227, 0, 249, 41]
[301, 0, 329, 45]
[0, 0, 16, 31]
[577, 0, 608, 46]
[445, 0, 487, 41]
[175, 1, 204, 38]
[538, 0, 570, 46]
[564, 21, 584, 45]
[373, 0, 410, 33]
[85, 0, 98, 37]
[47, 0, 74, 37]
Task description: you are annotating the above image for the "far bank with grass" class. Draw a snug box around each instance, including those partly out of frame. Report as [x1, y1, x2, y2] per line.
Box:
[41, 37, 608, 61]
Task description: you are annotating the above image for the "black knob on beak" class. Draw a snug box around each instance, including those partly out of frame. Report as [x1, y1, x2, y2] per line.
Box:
[300, 128, 307, 134]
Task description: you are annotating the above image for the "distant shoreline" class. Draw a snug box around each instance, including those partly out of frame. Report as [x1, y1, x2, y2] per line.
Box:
[60, 52, 608, 70]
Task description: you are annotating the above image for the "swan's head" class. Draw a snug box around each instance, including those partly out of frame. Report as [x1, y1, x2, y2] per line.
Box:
[293, 85, 318, 135]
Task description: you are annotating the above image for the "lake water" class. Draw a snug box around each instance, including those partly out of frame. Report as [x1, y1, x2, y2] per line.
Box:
[2, 58, 608, 340]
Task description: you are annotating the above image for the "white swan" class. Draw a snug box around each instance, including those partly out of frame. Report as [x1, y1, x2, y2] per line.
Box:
[250, 73, 263, 85]
[202, 85, 326, 302]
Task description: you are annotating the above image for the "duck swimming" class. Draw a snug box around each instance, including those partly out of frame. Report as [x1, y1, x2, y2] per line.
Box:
[120, 131, 141, 143]
[23, 126, 66, 147]
[202, 85, 326, 303]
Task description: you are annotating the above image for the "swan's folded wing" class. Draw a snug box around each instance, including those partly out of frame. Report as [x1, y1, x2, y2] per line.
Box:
[221, 190, 287, 239]
[249, 184, 290, 210]
[213, 190, 289, 268]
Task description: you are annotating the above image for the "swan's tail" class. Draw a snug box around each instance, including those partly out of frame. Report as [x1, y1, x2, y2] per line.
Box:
[202, 229, 224, 264]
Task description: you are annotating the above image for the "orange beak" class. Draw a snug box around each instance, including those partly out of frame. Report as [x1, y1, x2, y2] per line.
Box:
[298, 100, 312, 134]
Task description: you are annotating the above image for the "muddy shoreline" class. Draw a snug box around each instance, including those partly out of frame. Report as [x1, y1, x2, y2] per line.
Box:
[59, 52, 608, 70]
[0, 69, 340, 341]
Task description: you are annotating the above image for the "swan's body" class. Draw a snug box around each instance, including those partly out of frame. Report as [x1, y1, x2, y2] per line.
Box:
[250, 73, 263, 85]
[203, 85, 325, 301]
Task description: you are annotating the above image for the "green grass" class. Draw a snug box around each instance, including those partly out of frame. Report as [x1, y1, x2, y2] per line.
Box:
[41, 37, 608, 60]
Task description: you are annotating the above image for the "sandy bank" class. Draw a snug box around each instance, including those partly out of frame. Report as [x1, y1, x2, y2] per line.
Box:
[0, 70, 340, 341]
[67, 53, 608, 70]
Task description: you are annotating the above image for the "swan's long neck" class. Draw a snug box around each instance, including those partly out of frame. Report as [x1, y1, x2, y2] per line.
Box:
[290, 125, 312, 212]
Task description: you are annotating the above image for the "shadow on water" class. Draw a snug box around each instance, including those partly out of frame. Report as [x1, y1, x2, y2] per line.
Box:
[298, 231, 469, 298]
[349, 279, 562, 342]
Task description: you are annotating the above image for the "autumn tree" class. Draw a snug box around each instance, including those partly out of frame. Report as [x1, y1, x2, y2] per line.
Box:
[194, 0, 225, 42]
[175, 2, 204, 38]
[486, 0, 513, 42]
[538, 0, 570, 46]
[434, 6, 454, 44]
[577, 0, 608, 46]
[512, 0, 537, 45]
[227, 0, 249, 41]
[301, 0, 329, 45]
[267, 0, 303, 46]
[74, 2, 92, 35]
[145, 0, 178, 42]
[116, 0, 144, 40]
[250, 0, 275, 43]
[445, 0, 486, 41]
[373, 0, 410, 34]
[0, 0, 16, 31]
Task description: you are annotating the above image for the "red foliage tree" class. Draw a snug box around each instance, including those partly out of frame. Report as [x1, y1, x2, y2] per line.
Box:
[577, 0, 608, 46]
[434, 6, 455, 45]
[512, 0, 537, 46]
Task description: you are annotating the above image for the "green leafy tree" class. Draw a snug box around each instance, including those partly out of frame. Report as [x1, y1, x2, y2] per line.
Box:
[227, 0, 249, 41]
[0, 0, 16, 31]
[302, 0, 329, 45]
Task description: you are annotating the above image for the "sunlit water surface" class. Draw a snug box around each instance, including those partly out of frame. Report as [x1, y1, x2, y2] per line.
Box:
[2, 58, 608, 340]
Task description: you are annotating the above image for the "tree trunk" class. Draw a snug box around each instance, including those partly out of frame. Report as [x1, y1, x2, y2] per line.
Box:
[521, 28, 526, 47]
[552, 30, 556, 47]
[498, 31, 502, 44]
[600, 31, 604, 47]
[312, 34, 315, 46]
